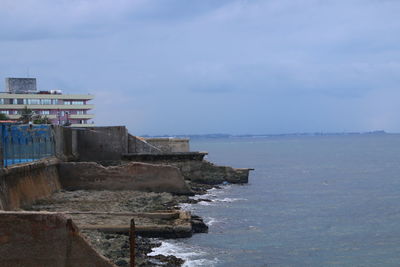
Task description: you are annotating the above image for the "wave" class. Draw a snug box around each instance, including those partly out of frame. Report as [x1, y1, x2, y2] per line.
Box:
[214, 197, 247, 202]
[148, 240, 218, 267]
[205, 217, 220, 226]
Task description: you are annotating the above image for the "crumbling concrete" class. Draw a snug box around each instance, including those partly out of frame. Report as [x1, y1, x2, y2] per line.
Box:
[0, 157, 61, 210]
[58, 161, 194, 195]
[77, 210, 193, 238]
[122, 153, 251, 184]
[0, 211, 115, 267]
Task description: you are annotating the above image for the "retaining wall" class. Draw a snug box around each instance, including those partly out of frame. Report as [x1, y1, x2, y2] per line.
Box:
[53, 125, 78, 160]
[58, 161, 193, 195]
[0, 157, 61, 210]
[128, 134, 161, 154]
[122, 153, 251, 184]
[145, 138, 190, 153]
[76, 126, 128, 161]
[0, 211, 115, 267]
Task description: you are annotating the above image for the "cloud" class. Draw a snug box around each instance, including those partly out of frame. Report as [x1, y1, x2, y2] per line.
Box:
[1, 0, 400, 134]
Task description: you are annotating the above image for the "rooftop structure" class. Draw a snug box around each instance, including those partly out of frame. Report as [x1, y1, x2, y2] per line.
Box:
[0, 78, 94, 127]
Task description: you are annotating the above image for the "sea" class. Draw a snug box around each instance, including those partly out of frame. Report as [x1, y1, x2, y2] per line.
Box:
[148, 134, 400, 267]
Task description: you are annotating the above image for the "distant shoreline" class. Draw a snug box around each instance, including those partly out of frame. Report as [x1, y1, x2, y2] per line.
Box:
[143, 130, 388, 139]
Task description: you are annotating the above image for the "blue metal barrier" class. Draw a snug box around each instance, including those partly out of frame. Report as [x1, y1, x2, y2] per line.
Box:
[1, 124, 55, 167]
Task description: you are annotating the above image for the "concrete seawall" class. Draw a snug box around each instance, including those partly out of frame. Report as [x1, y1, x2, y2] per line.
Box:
[122, 153, 252, 184]
[144, 138, 190, 153]
[0, 158, 61, 210]
[59, 161, 193, 195]
[0, 211, 115, 267]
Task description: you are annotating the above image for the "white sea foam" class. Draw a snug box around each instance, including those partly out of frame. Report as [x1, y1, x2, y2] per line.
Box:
[148, 240, 218, 267]
[198, 200, 212, 206]
[213, 197, 247, 202]
[205, 217, 220, 226]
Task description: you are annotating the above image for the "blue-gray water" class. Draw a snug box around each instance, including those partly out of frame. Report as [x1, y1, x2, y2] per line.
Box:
[151, 134, 400, 266]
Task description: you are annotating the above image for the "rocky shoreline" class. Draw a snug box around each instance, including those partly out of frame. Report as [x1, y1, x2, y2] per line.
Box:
[25, 182, 217, 266]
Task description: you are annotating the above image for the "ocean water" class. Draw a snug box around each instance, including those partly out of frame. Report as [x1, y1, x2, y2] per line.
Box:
[150, 134, 400, 267]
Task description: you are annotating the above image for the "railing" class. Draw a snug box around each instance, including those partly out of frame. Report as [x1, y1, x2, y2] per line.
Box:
[0, 124, 55, 167]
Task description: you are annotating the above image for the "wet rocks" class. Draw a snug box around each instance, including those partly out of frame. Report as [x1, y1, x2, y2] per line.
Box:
[191, 215, 208, 233]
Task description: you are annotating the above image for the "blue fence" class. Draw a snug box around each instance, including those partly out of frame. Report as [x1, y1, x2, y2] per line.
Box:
[1, 124, 55, 167]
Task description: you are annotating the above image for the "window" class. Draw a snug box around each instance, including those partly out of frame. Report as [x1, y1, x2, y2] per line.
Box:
[76, 110, 85, 115]
[41, 99, 52, 105]
[23, 99, 41, 105]
[64, 100, 85, 105]
[0, 110, 9, 115]
[0, 99, 4, 104]
[41, 110, 50, 115]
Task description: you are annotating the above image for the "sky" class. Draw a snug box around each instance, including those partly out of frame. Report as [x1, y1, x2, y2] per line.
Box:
[0, 0, 400, 135]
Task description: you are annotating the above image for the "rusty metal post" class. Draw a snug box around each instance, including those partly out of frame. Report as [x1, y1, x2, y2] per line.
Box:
[129, 218, 135, 267]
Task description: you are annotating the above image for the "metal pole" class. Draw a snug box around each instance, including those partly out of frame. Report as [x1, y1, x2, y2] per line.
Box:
[129, 219, 135, 267]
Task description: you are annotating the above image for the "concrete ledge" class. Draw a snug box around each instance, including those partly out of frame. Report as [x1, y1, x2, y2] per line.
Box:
[0, 157, 60, 176]
[65, 211, 181, 220]
[122, 152, 208, 162]
[144, 138, 190, 153]
[81, 224, 192, 238]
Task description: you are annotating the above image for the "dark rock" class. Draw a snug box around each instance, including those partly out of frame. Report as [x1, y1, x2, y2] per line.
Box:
[152, 254, 185, 266]
[191, 215, 208, 233]
[115, 259, 128, 266]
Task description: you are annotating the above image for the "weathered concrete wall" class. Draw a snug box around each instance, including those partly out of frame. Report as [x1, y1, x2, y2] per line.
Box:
[128, 134, 162, 154]
[171, 160, 251, 184]
[0, 158, 61, 210]
[145, 138, 190, 153]
[122, 154, 250, 184]
[53, 125, 78, 160]
[0, 211, 115, 267]
[76, 126, 128, 161]
[58, 161, 193, 195]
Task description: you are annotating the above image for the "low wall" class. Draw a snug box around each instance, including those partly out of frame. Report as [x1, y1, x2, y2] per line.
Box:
[128, 134, 162, 154]
[0, 211, 114, 267]
[0, 158, 61, 210]
[123, 152, 207, 162]
[145, 138, 190, 153]
[76, 126, 128, 161]
[58, 161, 193, 195]
[122, 154, 251, 184]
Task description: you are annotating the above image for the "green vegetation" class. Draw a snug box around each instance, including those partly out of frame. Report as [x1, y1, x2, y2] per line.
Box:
[0, 113, 10, 120]
[18, 106, 52, 124]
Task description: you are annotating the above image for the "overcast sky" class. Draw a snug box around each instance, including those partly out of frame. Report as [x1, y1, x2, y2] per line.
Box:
[1, 0, 399, 135]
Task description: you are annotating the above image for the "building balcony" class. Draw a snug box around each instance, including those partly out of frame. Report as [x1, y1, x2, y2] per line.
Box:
[0, 104, 94, 110]
[0, 93, 94, 100]
[7, 114, 57, 120]
[69, 114, 94, 119]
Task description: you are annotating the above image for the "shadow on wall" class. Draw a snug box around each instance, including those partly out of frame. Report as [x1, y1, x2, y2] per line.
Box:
[0, 212, 115, 267]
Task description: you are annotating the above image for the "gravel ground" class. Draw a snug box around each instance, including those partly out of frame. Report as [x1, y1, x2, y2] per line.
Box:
[26, 189, 205, 266]
[25, 183, 214, 266]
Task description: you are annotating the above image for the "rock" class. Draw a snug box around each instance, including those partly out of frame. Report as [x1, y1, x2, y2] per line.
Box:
[115, 259, 128, 266]
[191, 215, 208, 233]
[152, 254, 185, 266]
